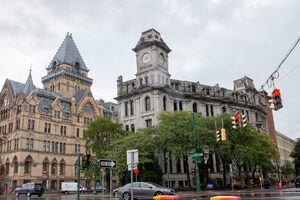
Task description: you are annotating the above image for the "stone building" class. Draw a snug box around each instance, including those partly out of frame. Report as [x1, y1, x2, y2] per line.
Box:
[0, 33, 101, 193]
[115, 29, 274, 188]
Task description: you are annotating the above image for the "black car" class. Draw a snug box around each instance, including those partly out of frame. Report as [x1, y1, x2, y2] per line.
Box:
[15, 182, 44, 197]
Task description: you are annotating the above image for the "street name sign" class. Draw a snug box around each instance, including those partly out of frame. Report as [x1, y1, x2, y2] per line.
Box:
[99, 159, 117, 168]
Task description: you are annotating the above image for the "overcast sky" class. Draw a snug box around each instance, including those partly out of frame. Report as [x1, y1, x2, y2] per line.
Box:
[0, 0, 299, 140]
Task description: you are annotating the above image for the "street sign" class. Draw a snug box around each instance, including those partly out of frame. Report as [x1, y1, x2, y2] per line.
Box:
[99, 159, 117, 168]
[191, 153, 203, 158]
[128, 164, 138, 171]
[127, 149, 138, 165]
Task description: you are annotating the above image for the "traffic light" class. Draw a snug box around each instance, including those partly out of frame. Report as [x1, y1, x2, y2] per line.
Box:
[241, 114, 247, 128]
[82, 154, 91, 169]
[272, 88, 283, 110]
[221, 128, 226, 141]
[267, 92, 275, 109]
[231, 112, 240, 129]
[216, 130, 221, 142]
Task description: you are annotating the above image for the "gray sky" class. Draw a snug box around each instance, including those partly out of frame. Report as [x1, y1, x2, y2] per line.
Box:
[0, 0, 299, 140]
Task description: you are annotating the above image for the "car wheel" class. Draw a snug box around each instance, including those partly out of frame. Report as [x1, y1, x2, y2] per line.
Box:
[113, 191, 118, 197]
[26, 191, 31, 197]
[123, 192, 131, 200]
[15, 192, 19, 197]
[155, 191, 163, 196]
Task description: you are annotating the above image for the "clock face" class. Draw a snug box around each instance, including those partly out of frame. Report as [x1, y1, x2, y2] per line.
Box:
[142, 53, 151, 64]
[159, 53, 165, 64]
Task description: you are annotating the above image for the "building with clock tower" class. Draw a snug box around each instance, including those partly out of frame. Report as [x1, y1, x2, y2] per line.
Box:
[115, 29, 277, 188]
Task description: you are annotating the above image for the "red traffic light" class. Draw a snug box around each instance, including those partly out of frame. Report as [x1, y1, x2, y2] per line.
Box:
[272, 88, 281, 97]
[234, 113, 240, 120]
[133, 168, 139, 174]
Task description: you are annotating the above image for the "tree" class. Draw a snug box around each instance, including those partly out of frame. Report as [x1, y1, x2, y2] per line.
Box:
[113, 127, 163, 185]
[158, 111, 194, 189]
[280, 161, 295, 179]
[291, 138, 300, 176]
[83, 117, 124, 183]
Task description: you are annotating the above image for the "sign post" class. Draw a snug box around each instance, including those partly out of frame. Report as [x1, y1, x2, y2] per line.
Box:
[99, 159, 117, 199]
[127, 149, 138, 200]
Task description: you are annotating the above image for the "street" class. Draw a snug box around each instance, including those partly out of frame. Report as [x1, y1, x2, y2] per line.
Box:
[0, 188, 300, 200]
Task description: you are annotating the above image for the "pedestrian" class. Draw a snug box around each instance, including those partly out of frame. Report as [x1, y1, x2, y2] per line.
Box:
[264, 178, 270, 189]
[285, 178, 289, 187]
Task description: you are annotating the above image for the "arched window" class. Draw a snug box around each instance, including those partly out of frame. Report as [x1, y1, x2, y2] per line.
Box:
[130, 100, 134, 115]
[192, 103, 197, 113]
[51, 159, 57, 175]
[43, 158, 49, 175]
[13, 157, 18, 174]
[145, 96, 151, 111]
[124, 102, 128, 116]
[24, 156, 33, 174]
[222, 106, 227, 113]
[59, 159, 65, 176]
[173, 100, 178, 111]
[179, 101, 183, 111]
[163, 96, 167, 111]
[5, 158, 10, 175]
[83, 102, 94, 114]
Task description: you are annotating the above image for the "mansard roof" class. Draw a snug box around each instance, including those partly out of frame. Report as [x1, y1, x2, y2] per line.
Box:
[132, 28, 172, 53]
[48, 33, 87, 71]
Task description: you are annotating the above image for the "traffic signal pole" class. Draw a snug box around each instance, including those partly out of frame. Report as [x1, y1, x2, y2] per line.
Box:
[192, 113, 201, 192]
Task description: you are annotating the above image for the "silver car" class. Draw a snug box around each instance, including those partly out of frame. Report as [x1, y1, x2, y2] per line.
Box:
[117, 182, 174, 200]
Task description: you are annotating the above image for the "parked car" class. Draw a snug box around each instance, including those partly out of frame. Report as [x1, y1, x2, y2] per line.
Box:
[295, 176, 300, 188]
[113, 187, 119, 197]
[117, 182, 175, 200]
[15, 182, 44, 197]
[61, 182, 87, 194]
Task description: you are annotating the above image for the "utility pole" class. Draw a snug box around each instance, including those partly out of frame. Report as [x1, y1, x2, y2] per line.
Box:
[77, 153, 81, 200]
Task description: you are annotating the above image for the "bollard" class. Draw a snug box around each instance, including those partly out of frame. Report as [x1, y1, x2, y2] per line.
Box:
[153, 195, 180, 200]
[210, 196, 241, 200]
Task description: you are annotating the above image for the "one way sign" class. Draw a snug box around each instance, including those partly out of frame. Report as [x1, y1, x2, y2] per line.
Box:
[99, 159, 117, 169]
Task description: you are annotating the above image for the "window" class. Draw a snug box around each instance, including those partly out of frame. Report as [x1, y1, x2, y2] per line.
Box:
[179, 101, 183, 111]
[131, 124, 135, 132]
[210, 105, 214, 117]
[145, 119, 152, 127]
[16, 119, 20, 130]
[77, 116, 80, 122]
[5, 161, 9, 174]
[43, 141, 46, 152]
[145, 76, 148, 85]
[163, 96, 167, 111]
[175, 83, 179, 90]
[54, 110, 60, 118]
[192, 85, 196, 92]
[130, 101, 134, 115]
[206, 105, 209, 117]
[76, 128, 80, 137]
[222, 106, 226, 113]
[14, 138, 19, 150]
[59, 161, 65, 176]
[27, 119, 35, 130]
[192, 103, 197, 113]
[145, 96, 151, 111]
[63, 143, 66, 154]
[26, 138, 33, 150]
[173, 101, 177, 111]
[52, 141, 55, 152]
[139, 78, 143, 86]
[46, 141, 50, 152]
[51, 161, 57, 175]
[125, 125, 129, 131]
[29, 105, 36, 113]
[24, 157, 32, 174]
[60, 126, 67, 136]
[43, 160, 49, 174]
[8, 122, 13, 132]
[75, 144, 80, 154]
[13, 160, 18, 174]
[125, 102, 128, 116]
[44, 123, 51, 133]
[83, 103, 94, 114]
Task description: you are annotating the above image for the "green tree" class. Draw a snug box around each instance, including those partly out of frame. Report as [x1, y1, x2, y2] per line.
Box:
[291, 138, 300, 176]
[83, 117, 124, 183]
[158, 111, 200, 189]
[113, 127, 163, 185]
[280, 161, 295, 179]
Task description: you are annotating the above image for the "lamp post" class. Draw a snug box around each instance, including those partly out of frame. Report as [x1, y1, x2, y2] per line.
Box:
[93, 159, 97, 195]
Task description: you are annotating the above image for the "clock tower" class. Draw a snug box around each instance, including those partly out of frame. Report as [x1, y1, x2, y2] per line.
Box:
[132, 29, 171, 87]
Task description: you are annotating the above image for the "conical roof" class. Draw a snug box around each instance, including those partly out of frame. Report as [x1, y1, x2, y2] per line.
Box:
[23, 70, 35, 96]
[48, 33, 87, 70]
